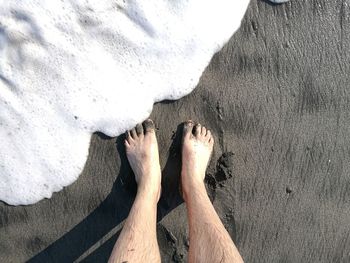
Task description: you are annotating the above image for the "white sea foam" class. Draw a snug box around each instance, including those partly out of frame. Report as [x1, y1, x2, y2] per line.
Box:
[0, 0, 249, 205]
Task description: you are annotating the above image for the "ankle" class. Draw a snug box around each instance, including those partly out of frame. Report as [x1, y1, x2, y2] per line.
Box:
[181, 169, 205, 185]
[182, 178, 206, 203]
[136, 189, 159, 205]
[137, 183, 161, 203]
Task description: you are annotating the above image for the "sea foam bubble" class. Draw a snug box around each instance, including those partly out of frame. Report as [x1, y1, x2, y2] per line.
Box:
[0, 0, 249, 205]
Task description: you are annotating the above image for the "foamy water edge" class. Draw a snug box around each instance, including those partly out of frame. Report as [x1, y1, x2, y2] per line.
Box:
[0, 0, 250, 205]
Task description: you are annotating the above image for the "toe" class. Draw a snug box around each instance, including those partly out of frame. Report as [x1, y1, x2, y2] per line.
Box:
[194, 123, 201, 137]
[183, 120, 194, 140]
[208, 135, 214, 146]
[206, 130, 213, 143]
[126, 131, 134, 144]
[201, 126, 207, 137]
[143, 119, 155, 133]
[136, 123, 144, 136]
[124, 139, 130, 148]
[206, 129, 211, 138]
[130, 127, 138, 139]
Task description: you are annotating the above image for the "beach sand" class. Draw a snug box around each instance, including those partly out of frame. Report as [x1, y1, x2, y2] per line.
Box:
[1, 0, 350, 262]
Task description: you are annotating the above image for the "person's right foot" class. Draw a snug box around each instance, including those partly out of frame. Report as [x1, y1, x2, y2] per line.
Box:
[181, 120, 214, 200]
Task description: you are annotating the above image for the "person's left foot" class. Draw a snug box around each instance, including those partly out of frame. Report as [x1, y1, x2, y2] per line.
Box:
[125, 119, 161, 201]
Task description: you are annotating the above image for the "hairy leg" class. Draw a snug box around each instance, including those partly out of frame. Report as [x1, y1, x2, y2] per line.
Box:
[181, 121, 244, 263]
[108, 119, 161, 263]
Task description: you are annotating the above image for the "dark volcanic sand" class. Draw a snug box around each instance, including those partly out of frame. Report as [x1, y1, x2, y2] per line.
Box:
[1, 0, 350, 262]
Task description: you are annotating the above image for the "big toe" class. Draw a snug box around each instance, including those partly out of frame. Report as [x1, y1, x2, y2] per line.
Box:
[183, 120, 194, 140]
[143, 119, 155, 133]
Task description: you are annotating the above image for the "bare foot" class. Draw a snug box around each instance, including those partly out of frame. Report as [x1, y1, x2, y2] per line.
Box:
[125, 119, 161, 202]
[181, 120, 214, 201]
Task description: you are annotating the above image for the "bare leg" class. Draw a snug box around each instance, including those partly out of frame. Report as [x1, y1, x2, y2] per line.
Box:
[108, 119, 161, 263]
[181, 121, 244, 263]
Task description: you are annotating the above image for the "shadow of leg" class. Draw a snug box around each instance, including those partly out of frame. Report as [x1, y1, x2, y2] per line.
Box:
[157, 123, 185, 220]
[28, 134, 136, 263]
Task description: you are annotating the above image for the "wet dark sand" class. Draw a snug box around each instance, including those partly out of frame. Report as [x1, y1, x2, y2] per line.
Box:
[1, 0, 350, 262]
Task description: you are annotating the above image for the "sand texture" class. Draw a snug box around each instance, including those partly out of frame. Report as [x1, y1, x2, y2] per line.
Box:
[1, 0, 350, 262]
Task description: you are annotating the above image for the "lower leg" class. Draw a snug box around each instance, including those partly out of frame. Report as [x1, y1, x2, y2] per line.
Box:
[108, 120, 161, 263]
[185, 182, 243, 263]
[181, 121, 244, 263]
[108, 190, 160, 263]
